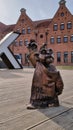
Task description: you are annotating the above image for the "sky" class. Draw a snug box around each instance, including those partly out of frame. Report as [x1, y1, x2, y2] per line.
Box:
[0, 0, 73, 25]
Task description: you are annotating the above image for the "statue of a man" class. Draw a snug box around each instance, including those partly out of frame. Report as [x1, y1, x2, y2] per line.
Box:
[27, 40, 64, 109]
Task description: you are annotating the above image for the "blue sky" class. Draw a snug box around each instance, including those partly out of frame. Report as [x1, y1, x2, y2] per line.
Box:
[0, 0, 73, 25]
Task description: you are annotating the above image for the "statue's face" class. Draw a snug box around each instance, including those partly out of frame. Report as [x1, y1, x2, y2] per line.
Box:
[39, 49, 54, 64]
[45, 56, 54, 64]
[39, 53, 46, 63]
[39, 54, 54, 64]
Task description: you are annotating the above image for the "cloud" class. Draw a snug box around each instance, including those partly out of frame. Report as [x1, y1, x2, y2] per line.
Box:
[0, 0, 73, 25]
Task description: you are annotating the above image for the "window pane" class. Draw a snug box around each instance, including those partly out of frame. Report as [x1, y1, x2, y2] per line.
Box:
[63, 36, 68, 43]
[60, 23, 64, 30]
[71, 51, 73, 63]
[24, 39, 28, 46]
[57, 52, 61, 62]
[50, 37, 54, 44]
[61, 12, 64, 17]
[27, 27, 31, 34]
[70, 35, 73, 42]
[22, 28, 26, 34]
[57, 37, 61, 43]
[53, 24, 58, 31]
[64, 52, 68, 63]
[67, 22, 72, 29]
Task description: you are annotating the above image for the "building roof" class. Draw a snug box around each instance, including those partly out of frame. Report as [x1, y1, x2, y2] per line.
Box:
[0, 22, 15, 33]
[0, 22, 7, 32]
[33, 19, 52, 27]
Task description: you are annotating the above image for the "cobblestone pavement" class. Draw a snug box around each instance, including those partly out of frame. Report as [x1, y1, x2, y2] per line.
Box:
[0, 68, 73, 130]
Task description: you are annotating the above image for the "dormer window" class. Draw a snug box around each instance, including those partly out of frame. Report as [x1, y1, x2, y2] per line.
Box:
[67, 22, 72, 29]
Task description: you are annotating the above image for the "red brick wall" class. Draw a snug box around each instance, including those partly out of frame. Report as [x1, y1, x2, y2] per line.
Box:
[1, 1, 73, 66]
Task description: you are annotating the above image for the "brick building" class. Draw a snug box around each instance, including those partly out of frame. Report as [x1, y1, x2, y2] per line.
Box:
[0, 0, 73, 66]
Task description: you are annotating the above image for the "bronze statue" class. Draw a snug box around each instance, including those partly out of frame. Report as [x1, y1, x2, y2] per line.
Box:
[27, 40, 64, 109]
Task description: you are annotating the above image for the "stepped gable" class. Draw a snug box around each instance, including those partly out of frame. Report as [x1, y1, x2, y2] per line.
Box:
[14, 8, 34, 32]
[52, 0, 72, 21]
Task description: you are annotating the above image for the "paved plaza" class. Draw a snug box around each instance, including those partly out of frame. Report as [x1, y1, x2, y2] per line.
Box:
[0, 68, 73, 130]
